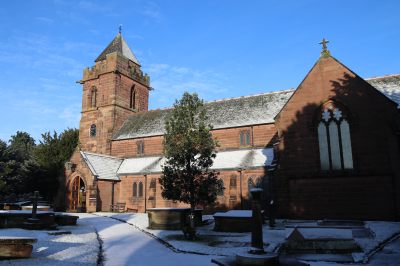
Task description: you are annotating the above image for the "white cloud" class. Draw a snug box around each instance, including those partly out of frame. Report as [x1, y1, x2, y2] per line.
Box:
[36, 17, 54, 24]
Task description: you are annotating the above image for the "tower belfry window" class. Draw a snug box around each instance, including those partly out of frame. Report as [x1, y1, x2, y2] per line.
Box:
[90, 87, 97, 108]
[130, 86, 136, 109]
[90, 124, 97, 137]
[318, 106, 353, 171]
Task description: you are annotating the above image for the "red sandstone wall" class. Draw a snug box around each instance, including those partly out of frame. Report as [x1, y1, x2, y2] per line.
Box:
[111, 124, 277, 158]
[274, 56, 400, 220]
[116, 167, 267, 213]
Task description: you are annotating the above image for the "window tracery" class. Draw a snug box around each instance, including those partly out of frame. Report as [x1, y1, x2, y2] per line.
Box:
[317, 104, 353, 171]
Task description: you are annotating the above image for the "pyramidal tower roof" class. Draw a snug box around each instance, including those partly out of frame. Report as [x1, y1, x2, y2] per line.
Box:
[95, 32, 140, 65]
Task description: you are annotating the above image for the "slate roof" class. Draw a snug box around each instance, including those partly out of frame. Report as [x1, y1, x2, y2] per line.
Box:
[113, 74, 400, 140]
[113, 90, 294, 140]
[80, 151, 123, 181]
[117, 148, 274, 175]
[82, 148, 273, 180]
[366, 74, 400, 107]
[95, 33, 139, 64]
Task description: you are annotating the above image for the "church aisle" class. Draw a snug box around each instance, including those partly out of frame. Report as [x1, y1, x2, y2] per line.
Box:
[83, 214, 216, 266]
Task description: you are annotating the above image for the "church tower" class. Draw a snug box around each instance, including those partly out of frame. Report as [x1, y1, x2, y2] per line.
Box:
[78, 31, 150, 154]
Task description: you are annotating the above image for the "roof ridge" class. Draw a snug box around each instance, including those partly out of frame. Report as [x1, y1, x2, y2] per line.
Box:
[204, 89, 295, 104]
[366, 73, 400, 80]
[82, 151, 122, 160]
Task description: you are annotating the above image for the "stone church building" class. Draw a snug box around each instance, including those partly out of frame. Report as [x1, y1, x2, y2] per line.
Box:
[65, 32, 400, 220]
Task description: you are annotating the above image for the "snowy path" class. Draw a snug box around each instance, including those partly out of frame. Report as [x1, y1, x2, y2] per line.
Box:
[88, 214, 217, 266]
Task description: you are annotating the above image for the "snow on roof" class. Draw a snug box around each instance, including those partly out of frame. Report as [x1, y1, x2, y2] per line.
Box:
[113, 74, 400, 141]
[113, 90, 294, 140]
[211, 148, 274, 170]
[83, 148, 273, 178]
[118, 156, 165, 175]
[80, 151, 123, 181]
[366, 74, 400, 108]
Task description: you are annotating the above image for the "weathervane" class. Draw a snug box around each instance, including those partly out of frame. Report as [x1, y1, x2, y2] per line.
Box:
[119, 24, 123, 34]
[319, 38, 330, 57]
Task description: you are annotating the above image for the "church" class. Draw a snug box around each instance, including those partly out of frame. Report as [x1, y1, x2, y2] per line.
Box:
[65, 32, 400, 221]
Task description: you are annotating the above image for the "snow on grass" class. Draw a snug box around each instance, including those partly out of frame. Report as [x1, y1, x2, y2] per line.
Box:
[95, 212, 400, 264]
[95, 212, 287, 256]
[0, 213, 99, 266]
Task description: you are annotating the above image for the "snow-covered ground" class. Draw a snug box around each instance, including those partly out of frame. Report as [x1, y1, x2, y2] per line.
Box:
[0, 213, 99, 265]
[91, 214, 218, 266]
[1, 213, 399, 266]
[96, 212, 400, 265]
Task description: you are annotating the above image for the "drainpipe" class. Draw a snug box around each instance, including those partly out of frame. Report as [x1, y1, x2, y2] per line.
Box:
[111, 181, 115, 211]
[144, 174, 147, 213]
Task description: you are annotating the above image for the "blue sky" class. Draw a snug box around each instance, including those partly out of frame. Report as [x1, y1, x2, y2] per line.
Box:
[0, 0, 399, 142]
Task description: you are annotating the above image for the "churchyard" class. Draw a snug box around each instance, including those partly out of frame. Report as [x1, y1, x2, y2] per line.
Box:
[1, 203, 399, 265]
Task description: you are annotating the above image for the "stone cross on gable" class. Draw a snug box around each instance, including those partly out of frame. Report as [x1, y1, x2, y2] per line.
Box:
[319, 38, 331, 57]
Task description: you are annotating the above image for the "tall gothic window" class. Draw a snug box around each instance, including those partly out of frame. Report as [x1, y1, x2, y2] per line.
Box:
[89, 124, 96, 137]
[138, 182, 143, 198]
[130, 86, 136, 109]
[240, 130, 251, 146]
[318, 106, 353, 171]
[229, 174, 237, 188]
[90, 87, 97, 108]
[132, 182, 137, 197]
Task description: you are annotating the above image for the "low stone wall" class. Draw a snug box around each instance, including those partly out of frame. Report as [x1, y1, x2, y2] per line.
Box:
[0, 237, 37, 259]
[0, 211, 55, 229]
[147, 208, 202, 230]
[213, 210, 252, 232]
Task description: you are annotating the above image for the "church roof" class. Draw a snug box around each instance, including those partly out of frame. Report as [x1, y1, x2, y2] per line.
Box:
[113, 74, 400, 141]
[366, 74, 400, 107]
[81, 148, 273, 180]
[113, 90, 294, 140]
[80, 151, 123, 181]
[95, 33, 140, 64]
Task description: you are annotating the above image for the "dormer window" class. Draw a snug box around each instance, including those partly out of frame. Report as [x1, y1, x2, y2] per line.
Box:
[317, 105, 353, 171]
[90, 87, 97, 108]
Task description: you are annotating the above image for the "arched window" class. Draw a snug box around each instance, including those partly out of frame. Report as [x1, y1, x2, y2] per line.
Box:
[149, 178, 156, 189]
[138, 182, 143, 198]
[130, 86, 136, 109]
[132, 182, 137, 197]
[217, 180, 224, 196]
[230, 174, 237, 188]
[90, 87, 97, 108]
[89, 124, 96, 137]
[318, 105, 353, 171]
